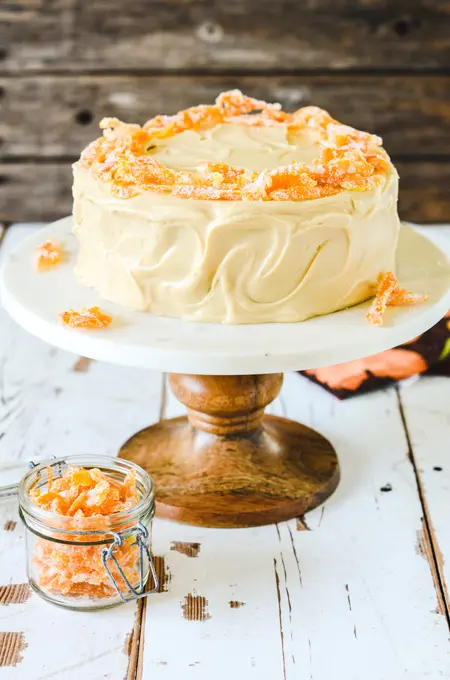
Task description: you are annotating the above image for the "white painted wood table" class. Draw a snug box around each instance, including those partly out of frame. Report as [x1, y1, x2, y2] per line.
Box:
[1, 223, 449, 680]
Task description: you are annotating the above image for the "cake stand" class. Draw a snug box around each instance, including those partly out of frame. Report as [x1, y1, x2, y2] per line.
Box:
[2, 217, 449, 527]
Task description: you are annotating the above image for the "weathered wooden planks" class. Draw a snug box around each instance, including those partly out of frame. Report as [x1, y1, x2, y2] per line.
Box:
[2, 74, 450, 158]
[0, 302, 165, 680]
[2, 74, 449, 221]
[0, 163, 72, 223]
[1, 224, 450, 679]
[2, 1, 450, 221]
[398, 378, 450, 622]
[1, 160, 449, 223]
[1, 0, 450, 73]
[139, 371, 450, 679]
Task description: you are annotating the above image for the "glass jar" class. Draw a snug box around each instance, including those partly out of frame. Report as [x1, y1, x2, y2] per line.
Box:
[18, 455, 158, 611]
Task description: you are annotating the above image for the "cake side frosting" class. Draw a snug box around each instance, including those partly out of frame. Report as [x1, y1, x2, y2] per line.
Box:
[73, 165, 399, 324]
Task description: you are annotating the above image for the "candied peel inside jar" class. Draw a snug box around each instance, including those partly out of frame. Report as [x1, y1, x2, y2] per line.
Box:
[19, 457, 157, 610]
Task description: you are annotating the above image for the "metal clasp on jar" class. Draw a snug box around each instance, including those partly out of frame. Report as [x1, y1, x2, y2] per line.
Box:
[101, 521, 159, 602]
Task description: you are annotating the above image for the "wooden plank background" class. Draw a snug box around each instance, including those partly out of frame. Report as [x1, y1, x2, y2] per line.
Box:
[1, 0, 450, 222]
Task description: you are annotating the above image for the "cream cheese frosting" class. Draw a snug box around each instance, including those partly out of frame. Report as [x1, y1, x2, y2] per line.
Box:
[72, 122, 400, 324]
[147, 124, 321, 172]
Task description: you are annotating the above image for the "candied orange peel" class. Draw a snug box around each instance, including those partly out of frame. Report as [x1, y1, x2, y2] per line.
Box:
[366, 272, 429, 327]
[59, 306, 112, 330]
[35, 240, 62, 270]
[30, 465, 139, 516]
[76, 90, 392, 202]
[29, 465, 141, 599]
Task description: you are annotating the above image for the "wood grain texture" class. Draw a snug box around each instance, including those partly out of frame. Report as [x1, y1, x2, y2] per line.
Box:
[120, 374, 339, 527]
[152, 556, 171, 593]
[181, 594, 211, 621]
[396, 162, 450, 223]
[2, 2, 450, 221]
[416, 520, 446, 616]
[2, 75, 450, 158]
[0, 632, 26, 667]
[1, 160, 448, 223]
[0, 163, 72, 222]
[1, 223, 450, 680]
[398, 380, 450, 625]
[139, 367, 450, 679]
[0, 584, 31, 606]
[3, 521, 16, 532]
[274, 373, 450, 679]
[169, 374, 284, 434]
[125, 583, 149, 680]
[72, 357, 92, 373]
[0, 305, 164, 680]
[170, 542, 201, 558]
[2, 1, 450, 72]
[229, 600, 245, 608]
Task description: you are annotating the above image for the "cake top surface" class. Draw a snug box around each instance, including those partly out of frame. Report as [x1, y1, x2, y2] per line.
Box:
[75, 90, 393, 202]
[145, 124, 321, 173]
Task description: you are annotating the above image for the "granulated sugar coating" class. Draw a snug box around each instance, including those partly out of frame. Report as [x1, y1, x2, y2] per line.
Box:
[29, 466, 141, 599]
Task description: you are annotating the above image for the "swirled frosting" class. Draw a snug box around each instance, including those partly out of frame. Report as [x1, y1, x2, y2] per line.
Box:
[72, 123, 400, 324]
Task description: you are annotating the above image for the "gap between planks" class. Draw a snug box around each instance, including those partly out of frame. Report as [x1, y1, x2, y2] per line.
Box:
[395, 386, 450, 627]
[126, 372, 168, 680]
[125, 377, 450, 677]
[5, 154, 450, 165]
[3, 68, 450, 79]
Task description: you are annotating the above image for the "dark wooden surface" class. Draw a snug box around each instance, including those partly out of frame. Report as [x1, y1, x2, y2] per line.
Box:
[1, 1, 450, 222]
[3, 75, 450, 158]
[2, 1, 450, 72]
[120, 374, 339, 528]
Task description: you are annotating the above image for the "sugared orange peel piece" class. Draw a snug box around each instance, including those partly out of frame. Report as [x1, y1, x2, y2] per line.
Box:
[366, 272, 429, 327]
[30, 465, 139, 515]
[76, 90, 392, 202]
[35, 240, 62, 271]
[387, 288, 429, 306]
[59, 306, 112, 330]
[29, 465, 141, 599]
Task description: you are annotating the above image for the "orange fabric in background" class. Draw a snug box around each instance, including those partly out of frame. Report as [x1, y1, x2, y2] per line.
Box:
[303, 311, 450, 397]
[307, 350, 428, 392]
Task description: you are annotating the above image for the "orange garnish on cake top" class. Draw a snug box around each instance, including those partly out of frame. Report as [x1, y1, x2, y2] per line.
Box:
[35, 240, 62, 270]
[59, 306, 112, 330]
[30, 465, 140, 599]
[76, 90, 392, 201]
[366, 272, 429, 327]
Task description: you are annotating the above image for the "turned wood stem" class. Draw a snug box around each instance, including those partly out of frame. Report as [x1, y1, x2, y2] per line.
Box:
[168, 374, 284, 436]
[121, 371, 339, 527]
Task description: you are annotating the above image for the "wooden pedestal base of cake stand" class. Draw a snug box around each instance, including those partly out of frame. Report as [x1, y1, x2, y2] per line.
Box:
[120, 373, 339, 528]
